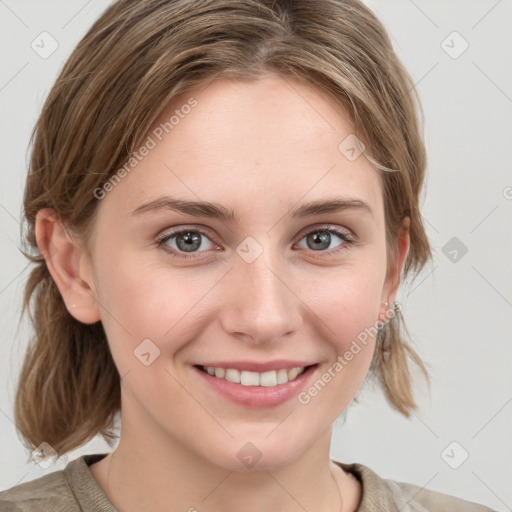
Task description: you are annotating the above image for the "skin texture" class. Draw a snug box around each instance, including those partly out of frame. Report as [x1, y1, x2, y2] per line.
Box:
[36, 75, 409, 512]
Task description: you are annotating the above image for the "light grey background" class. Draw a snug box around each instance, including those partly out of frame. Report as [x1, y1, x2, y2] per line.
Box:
[1, 0, 511, 510]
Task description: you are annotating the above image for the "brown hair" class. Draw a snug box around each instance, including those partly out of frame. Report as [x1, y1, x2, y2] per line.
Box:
[16, 0, 432, 457]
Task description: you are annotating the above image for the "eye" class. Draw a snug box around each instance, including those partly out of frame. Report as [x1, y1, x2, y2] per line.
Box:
[156, 228, 217, 259]
[295, 227, 354, 256]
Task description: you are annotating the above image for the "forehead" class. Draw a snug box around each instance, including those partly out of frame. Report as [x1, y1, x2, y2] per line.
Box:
[98, 75, 384, 224]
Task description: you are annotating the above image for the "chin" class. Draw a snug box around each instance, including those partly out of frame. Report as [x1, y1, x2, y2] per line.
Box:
[198, 431, 316, 473]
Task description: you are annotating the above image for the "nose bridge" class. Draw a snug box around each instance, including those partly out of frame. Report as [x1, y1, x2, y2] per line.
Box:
[220, 239, 302, 341]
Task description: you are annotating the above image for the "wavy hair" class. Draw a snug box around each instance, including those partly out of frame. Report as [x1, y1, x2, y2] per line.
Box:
[16, 0, 432, 456]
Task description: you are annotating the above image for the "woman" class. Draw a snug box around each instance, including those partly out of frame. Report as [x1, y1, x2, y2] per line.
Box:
[0, 0, 497, 510]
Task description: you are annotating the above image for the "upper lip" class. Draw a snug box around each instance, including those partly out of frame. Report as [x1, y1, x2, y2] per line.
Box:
[194, 360, 316, 372]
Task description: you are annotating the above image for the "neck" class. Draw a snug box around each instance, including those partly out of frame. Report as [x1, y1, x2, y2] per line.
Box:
[91, 431, 354, 512]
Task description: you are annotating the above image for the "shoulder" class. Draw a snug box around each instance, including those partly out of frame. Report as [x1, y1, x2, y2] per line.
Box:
[0, 453, 111, 512]
[0, 466, 78, 511]
[384, 478, 497, 512]
[335, 461, 497, 512]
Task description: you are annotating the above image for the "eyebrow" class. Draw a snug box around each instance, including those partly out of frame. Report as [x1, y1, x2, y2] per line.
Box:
[130, 195, 373, 221]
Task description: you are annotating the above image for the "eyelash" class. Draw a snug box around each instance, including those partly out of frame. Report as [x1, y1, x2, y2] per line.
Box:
[155, 225, 355, 260]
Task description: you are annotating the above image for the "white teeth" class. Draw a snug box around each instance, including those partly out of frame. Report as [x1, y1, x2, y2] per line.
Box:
[259, 370, 278, 387]
[224, 368, 241, 383]
[277, 368, 289, 384]
[287, 367, 301, 380]
[240, 370, 260, 386]
[202, 365, 307, 387]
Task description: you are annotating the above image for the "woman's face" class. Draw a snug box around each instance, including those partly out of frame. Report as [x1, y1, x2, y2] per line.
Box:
[81, 75, 405, 471]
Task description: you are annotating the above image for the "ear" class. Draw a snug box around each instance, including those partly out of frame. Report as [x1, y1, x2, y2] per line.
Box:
[35, 208, 101, 324]
[380, 216, 410, 315]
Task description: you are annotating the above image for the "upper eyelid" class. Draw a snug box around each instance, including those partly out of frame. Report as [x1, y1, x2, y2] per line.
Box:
[296, 223, 352, 238]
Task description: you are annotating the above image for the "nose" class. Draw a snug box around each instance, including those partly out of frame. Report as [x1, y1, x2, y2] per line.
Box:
[218, 250, 303, 345]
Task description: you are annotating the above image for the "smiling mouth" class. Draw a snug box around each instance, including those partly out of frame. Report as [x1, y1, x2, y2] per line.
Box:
[194, 364, 317, 387]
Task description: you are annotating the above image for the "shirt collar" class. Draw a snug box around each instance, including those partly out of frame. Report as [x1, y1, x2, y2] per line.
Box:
[335, 461, 399, 511]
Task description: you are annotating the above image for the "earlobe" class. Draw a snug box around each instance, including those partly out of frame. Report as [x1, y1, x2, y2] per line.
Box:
[35, 209, 101, 325]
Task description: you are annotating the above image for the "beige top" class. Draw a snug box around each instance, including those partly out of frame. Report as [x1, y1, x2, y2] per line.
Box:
[0, 453, 496, 511]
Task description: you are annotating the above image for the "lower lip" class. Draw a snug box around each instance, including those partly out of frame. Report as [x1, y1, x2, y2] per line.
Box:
[193, 365, 318, 409]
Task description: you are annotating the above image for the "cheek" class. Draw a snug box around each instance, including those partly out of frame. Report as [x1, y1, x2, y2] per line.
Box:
[92, 249, 216, 371]
[305, 258, 386, 345]
[299, 256, 386, 394]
